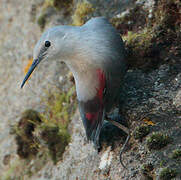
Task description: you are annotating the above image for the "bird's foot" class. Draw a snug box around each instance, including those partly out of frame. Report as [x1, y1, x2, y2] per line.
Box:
[106, 114, 130, 169]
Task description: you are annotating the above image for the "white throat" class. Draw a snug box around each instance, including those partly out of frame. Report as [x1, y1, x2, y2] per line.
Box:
[66, 59, 99, 102]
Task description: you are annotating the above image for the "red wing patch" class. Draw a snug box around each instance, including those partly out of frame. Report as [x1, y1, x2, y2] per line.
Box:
[79, 98, 104, 146]
[86, 112, 99, 122]
[78, 69, 106, 146]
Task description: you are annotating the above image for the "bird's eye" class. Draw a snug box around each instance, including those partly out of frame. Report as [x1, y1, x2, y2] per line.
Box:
[45, 41, 51, 47]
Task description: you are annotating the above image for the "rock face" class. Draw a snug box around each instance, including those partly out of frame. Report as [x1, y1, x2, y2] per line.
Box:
[0, 0, 69, 175]
[29, 64, 181, 180]
[0, 0, 181, 179]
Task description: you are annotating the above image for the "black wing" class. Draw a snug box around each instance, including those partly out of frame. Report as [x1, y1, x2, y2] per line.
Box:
[78, 96, 104, 147]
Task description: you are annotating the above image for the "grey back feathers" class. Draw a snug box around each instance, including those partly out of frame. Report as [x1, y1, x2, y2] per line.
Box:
[24, 17, 127, 147]
[33, 17, 126, 106]
[82, 17, 127, 109]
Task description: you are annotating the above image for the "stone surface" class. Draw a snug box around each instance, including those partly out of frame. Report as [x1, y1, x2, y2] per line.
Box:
[0, 0, 181, 179]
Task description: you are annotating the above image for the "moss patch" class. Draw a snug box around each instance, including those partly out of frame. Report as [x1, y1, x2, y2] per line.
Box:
[134, 125, 150, 141]
[160, 160, 167, 168]
[72, 1, 94, 26]
[159, 167, 177, 180]
[123, 28, 157, 69]
[113, 0, 181, 70]
[42, 86, 77, 124]
[36, 0, 73, 30]
[153, 0, 181, 30]
[45, 0, 73, 10]
[40, 125, 70, 164]
[37, 13, 47, 30]
[39, 86, 76, 163]
[146, 132, 171, 150]
[171, 149, 181, 159]
[111, 4, 148, 35]
[8, 87, 77, 178]
[38, 86, 76, 163]
[44, 0, 73, 16]
[14, 109, 41, 159]
[141, 163, 154, 180]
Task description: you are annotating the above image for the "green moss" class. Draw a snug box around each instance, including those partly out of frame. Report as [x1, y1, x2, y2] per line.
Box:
[45, 0, 73, 10]
[40, 125, 70, 164]
[134, 125, 150, 141]
[124, 29, 153, 48]
[43, 0, 73, 16]
[160, 160, 166, 167]
[14, 109, 41, 159]
[146, 132, 171, 150]
[171, 149, 181, 159]
[42, 86, 76, 125]
[21, 109, 41, 123]
[37, 0, 73, 30]
[123, 28, 154, 68]
[37, 13, 46, 30]
[141, 163, 154, 180]
[39, 86, 77, 163]
[37, 0, 94, 28]
[159, 167, 177, 180]
[141, 163, 154, 172]
[111, 4, 147, 34]
[72, 1, 94, 26]
[153, 0, 180, 30]
[111, 4, 154, 69]
[7, 86, 77, 178]
[114, 0, 181, 69]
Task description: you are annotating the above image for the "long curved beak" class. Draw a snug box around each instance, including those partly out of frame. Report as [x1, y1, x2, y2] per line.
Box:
[21, 58, 40, 88]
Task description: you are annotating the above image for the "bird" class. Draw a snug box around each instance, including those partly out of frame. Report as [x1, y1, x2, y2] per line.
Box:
[21, 17, 130, 168]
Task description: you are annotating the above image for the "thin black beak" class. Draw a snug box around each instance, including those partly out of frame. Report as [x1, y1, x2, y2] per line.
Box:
[21, 58, 40, 88]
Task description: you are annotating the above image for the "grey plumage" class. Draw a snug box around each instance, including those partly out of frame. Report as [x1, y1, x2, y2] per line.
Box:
[21, 17, 127, 150]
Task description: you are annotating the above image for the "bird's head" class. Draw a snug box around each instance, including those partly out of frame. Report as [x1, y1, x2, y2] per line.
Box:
[21, 26, 77, 88]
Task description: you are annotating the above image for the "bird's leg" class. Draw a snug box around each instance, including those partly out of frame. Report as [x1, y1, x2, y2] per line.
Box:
[105, 115, 130, 169]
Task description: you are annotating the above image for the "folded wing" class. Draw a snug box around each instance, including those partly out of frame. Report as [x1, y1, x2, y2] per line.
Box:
[78, 69, 106, 147]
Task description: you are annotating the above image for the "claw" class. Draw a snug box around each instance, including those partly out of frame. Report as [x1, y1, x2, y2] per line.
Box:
[119, 133, 130, 169]
[106, 116, 130, 169]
